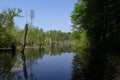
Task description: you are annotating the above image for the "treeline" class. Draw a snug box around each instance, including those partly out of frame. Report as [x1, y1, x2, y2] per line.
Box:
[71, 0, 120, 49]
[0, 8, 73, 48]
[26, 25, 73, 46]
[71, 1, 120, 80]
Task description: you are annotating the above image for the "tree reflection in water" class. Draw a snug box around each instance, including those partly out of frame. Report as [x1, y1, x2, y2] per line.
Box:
[71, 53, 82, 80]
[104, 50, 120, 80]
[0, 51, 16, 80]
[0, 47, 120, 80]
[21, 51, 28, 79]
[71, 49, 120, 80]
[24, 46, 72, 79]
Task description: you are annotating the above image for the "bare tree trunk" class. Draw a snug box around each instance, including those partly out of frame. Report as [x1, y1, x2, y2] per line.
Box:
[20, 24, 28, 79]
[21, 24, 28, 53]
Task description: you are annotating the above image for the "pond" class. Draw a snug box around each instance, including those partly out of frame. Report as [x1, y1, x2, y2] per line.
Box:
[0, 47, 120, 80]
[0, 47, 75, 80]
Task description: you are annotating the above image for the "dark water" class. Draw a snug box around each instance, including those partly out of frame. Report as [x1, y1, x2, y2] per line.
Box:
[72, 49, 120, 80]
[0, 48, 120, 80]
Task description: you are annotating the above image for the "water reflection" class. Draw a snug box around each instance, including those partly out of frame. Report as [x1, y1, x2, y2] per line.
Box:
[11, 50, 16, 58]
[1, 47, 120, 80]
[72, 49, 120, 80]
[0, 51, 16, 79]
[71, 53, 82, 80]
[0, 47, 73, 80]
[49, 45, 53, 56]
[21, 51, 28, 79]
[104, 50, 120, 80]
[24, 47, 73, 80]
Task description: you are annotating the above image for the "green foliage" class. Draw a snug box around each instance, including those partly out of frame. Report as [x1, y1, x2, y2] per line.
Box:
[0, 8, 22, 48]
[71, 1, 90, 49]
[71, 1, 86, 30]
[26, 26, 73, 46]
[27, 25, 45, 45]
[71, 0, 120, 49]
[0, 8, 73, 48]
[2, 8, 22, 27]
[72, 28, 89, 49]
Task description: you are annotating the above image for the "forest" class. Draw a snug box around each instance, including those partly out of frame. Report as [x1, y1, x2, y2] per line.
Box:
[0, 0, 119, 49]
[0, 0, 120, 80]
[71, 0, 120, 80]
[1, 0, 119, 50]
[71, 0, 120, 50]
[0, 8, 72, 49]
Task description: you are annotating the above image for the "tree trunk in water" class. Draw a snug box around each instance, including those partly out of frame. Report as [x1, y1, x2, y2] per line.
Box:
[20, 24, 28, 79]
[21, 24, 28, 53]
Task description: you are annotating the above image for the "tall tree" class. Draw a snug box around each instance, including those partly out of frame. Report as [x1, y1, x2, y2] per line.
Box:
[0, 8, 22, 48]
[2, 8, 22, 27]
[71, 0, 120, 49]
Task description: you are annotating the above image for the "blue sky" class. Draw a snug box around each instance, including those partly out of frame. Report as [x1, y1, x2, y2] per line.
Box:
[0, 0, 77, 32]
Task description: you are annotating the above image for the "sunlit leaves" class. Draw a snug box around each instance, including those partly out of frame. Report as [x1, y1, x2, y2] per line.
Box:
[0, 8, 22, 48]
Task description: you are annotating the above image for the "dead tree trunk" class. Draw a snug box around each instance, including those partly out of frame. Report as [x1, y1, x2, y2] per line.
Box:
[20, 24, 28, 79]
[21, 24, 28, 53]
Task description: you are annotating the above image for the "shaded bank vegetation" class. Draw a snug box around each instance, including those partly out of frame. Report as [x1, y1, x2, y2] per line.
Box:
[71, 0, 120, 80]
[71, 0, 120, 50]
[0, 0, 120, 79]
[71, 49, 120, 80]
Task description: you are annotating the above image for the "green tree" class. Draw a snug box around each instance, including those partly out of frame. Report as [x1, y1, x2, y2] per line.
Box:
[2, 8, 22, 28]
[0, 8, 22, 48]
[71, 0, 120, 49]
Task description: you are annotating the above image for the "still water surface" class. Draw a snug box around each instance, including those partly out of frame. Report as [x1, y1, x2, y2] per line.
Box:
[1, 48, 119, 80]
[0, 48, 75, 80]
